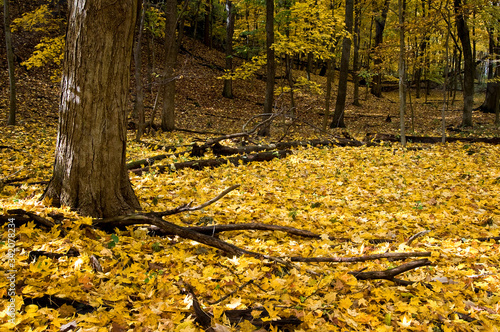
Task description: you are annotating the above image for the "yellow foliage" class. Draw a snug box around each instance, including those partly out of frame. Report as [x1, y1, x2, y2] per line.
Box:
[1, 123, 500, 331]
[12, 5, 62, 33]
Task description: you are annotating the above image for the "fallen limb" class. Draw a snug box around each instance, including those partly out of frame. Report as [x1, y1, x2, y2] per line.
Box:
[365, 133, 500, 145]
[129, 150, 292, 175]
[349, 259, 431, 283]
[475, 236, 500, 242]
[136, 140, 181, 152]
[6, 209, 56, 229]
[185, 280, 302, 330]
[291, 252, 431, 263]
[3, 180, 49, 187]
[150, 222, 321, 238]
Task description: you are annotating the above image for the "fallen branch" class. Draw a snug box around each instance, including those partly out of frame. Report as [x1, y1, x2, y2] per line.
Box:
[149, 222, 320, 238]
[3, 180, 49, 187]
[129, 150, 292, 175]
[349, 259, 431, 284]
[365, 133, 500, 145]
[185, 281, 302, 330]
[407, 230, 431, 246]
[291, 252, 431, 263]
[475, 236, 500, 242]
[6, 209, 56, 229]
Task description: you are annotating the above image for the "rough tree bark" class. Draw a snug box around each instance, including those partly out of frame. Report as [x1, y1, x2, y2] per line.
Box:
[4, 0, 16, 126]
[330, 0, 354, 128]
[370, 0, 391, 98]
[258, 0, 275, 137]
[42, 0, 141, 217]
[454, 0, 474, 127]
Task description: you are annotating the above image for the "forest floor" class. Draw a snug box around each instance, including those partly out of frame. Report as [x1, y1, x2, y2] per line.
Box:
[1, 37, 500, 331]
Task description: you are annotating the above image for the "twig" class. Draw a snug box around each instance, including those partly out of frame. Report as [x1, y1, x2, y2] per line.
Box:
[407, 230, 430, 246]
[153, 184, 240, 217]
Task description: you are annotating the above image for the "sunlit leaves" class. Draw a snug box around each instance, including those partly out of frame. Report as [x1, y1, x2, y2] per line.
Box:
[1, 125, 500, 330]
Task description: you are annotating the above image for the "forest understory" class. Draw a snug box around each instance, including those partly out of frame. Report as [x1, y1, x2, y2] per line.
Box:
[1, 36, 500, 331]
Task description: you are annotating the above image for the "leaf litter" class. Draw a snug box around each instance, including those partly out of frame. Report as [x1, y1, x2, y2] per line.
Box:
[1, 122, 499, 331]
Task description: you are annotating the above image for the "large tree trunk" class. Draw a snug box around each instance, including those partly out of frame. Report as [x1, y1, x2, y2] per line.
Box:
[370, 0, 390, 98]
[330, 0, 354, 128]
[161, 0, 179, 132]
[4, 0, 16, 126]
[258, 0, 275, 137]
[222, 0, 235, 98]
[454, 0, 474, 127]
[42, 0, 141, 218]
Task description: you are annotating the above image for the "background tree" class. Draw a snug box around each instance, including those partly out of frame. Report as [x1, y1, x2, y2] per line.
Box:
[42, 0, 141, 217]
[4, 0, 17, 125]
[161, 0, 180, 132]
[370, 0, 391, 97]
[398, 0, 406, 145]
[454, 0, 474, 127]
[258, 0, 275, 136]
[479, 8, 500, 117]
[134, 0, 146, 140]
[352, 0, 362, 106]
[222, 0, 236, 98]
[331, 0, 354, 128]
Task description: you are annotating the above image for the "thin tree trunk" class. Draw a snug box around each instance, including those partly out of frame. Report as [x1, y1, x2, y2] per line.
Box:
[480, 28, 500, 114]
[258, 0, 275, 137]
[4, 0, 16, 126]
[135, 1, 146, 140]
[322, 57, 335, 131]
[398, 0, 406, 146]
[42, 0, 141, 217]
[203, 0, 212, 48]
[161, 0, 179, 132]
[306, 52, 313, 80]
[223, 0, 235, 98]
[454, 0, 474, 127]
[352, 0, 361, 106]
[330, 0, 354, 129]
[442, 2, 450, 143]
[366, 14, 373, 100]
[414, 0, 428, 99]
[371, 0, 391, 98]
